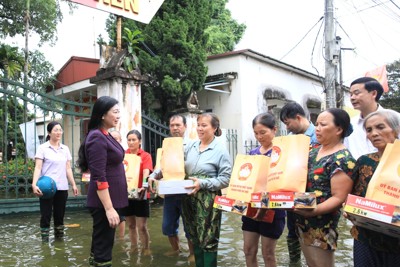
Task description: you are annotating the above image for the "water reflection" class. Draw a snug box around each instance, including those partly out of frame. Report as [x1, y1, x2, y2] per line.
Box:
[0, 201, 354, 266]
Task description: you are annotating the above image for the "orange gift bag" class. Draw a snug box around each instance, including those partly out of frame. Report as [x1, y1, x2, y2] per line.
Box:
[365, 140, 400, 206]
[226, 154, 270, 202]
[160, 137, 185, 181]
[265, 135, 310, 192]
[154, 148, 162, 170]
[124, 153, 141, 198]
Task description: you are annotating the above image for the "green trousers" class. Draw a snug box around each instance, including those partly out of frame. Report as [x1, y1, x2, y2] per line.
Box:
[194, 245, 218, 267]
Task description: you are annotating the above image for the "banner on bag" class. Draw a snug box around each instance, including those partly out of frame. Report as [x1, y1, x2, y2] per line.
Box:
[226, 154, 270, 202]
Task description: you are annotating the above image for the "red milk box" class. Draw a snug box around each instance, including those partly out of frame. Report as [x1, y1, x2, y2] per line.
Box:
[344, 194, 400, 238]
[213, 195, 274, 222]
[250, 191, 316, 209]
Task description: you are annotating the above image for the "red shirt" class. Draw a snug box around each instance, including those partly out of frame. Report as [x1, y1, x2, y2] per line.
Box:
[126, 148, 153, 188]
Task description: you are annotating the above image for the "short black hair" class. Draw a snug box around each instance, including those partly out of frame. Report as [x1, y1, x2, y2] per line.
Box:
[169, 114, 186, 125]
[253, 112, 275, 129]
[350, 77, 384, 101]
[280, 102, 306, 122]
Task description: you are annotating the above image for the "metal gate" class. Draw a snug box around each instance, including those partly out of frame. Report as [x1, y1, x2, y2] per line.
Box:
[141, 112, 169, 164]
[0, 77, 95, 201]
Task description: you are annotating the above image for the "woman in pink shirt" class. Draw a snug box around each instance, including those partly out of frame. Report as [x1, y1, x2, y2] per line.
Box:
[32, 121, 78, 242]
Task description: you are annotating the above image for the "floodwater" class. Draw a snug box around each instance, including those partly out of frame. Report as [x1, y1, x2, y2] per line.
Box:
[0, 199, 354, 267]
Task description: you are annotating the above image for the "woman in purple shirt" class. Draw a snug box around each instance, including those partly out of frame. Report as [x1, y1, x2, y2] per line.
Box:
[242, 112, 285, 267]
[77, 96, 128, 267]
[32, 121, 78, 242]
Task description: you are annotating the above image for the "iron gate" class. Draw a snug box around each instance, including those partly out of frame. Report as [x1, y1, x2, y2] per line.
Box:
[0, 77, 94, 201]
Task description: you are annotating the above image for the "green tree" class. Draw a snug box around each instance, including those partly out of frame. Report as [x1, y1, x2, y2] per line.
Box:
[105, 0, 245, 119]
[380, 60, 400, 112]
[0, 0, 68, 45]
[106, 1, 213, 118]
[1, 44, 54, 92]
[0, 44, 25, 159]
[28, 50, 55, 92]
[0, 45, 53, 159]
[0, 44, 24, 80]
[205, 0, 246, 55]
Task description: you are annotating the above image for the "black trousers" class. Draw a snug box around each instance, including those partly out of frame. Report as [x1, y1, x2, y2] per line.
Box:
[39, 190, 68, 228]
[89, 208, 116, 264]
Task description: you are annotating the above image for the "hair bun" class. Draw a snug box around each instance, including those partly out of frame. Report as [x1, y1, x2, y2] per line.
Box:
[345, 124, 353, 137]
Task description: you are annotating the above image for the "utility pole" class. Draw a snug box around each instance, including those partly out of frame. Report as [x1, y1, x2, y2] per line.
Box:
[324, 0, 338, 108]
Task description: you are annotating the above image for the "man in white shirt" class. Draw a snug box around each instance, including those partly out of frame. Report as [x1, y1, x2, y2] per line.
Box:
[344, 77, 398, 159]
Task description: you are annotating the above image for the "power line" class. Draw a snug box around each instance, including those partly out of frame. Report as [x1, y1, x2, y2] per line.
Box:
[279, 16, 324, 61]
[335, 19, 356, 47]
[390, 0, 400, 10]
[370, 0, 400, 23]
[310, 17, 325, 93]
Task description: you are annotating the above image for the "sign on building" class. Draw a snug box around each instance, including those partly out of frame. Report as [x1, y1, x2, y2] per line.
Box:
[68, 0, 165, 24]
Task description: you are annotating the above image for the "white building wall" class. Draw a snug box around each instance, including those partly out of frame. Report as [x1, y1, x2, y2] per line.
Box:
[198, 52, 325, 155]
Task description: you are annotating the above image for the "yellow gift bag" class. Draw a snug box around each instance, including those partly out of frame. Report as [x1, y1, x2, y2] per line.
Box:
[266, 135, 310, 192]
[365, 140, 400, 206]
[123, 154, 141, 198]
[154, 148, 163, 170]
[226, 154, 271, 202]
[161, 137, 185, 181]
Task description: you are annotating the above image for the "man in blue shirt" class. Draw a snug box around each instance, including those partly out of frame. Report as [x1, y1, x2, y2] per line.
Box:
[280, 102, 319, 266]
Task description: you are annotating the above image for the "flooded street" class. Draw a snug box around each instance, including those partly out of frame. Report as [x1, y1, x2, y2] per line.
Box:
[0, 200, 354, 266]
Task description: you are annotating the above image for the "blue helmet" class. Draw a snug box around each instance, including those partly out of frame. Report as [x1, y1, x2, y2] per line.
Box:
[37, 176, 57, 199]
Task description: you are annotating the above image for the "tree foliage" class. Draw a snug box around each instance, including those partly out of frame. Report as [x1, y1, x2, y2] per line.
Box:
[0, 97, 34, 159]
[122, 28, 143, 72]
[380, 60, 400, 112]
[105, 0, 245, 119]
[0, 44, 25, 80]
[28, 50, 55, 92]
[0, 44, 54, 92]
[205, 0, 246, 55]
[0, 45, 52, 157]
[0, 0, 68, 45]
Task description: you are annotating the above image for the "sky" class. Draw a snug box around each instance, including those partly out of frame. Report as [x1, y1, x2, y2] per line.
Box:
[225, 0, 400, 84]
[11, 0, 400, 86]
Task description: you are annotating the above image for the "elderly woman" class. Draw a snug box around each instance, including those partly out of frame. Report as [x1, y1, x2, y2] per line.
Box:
[182, 113, 232, 267]
[294, 108, 356, 267]
[350, 110, 400, 266]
